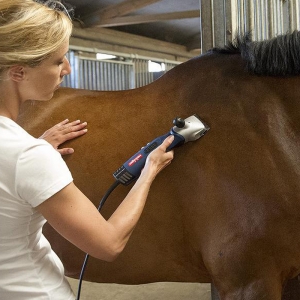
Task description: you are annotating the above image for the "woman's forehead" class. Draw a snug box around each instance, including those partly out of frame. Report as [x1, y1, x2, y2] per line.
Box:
[56, 40, 70, 56]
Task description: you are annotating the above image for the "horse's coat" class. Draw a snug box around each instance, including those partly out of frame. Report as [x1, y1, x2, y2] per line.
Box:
[18, 33, 300, 299]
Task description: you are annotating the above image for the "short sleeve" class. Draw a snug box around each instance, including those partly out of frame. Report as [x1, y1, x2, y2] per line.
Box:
[15, 140, 73, 207]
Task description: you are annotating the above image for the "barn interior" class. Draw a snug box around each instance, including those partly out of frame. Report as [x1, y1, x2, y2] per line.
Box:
[58, 1, 300, 299]
[41, 1, 300, 300]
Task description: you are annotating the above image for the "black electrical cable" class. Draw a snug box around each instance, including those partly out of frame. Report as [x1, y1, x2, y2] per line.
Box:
[76, 180, 121, 300]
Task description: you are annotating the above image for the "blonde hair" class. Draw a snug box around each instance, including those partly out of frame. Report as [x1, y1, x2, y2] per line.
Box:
[0, 0, 73, 74]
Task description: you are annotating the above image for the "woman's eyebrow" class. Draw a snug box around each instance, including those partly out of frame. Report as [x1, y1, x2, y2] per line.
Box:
[58, 52, 68, 60]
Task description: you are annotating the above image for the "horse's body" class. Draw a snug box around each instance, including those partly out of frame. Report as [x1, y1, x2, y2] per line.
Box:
[18, 33, 300, 299]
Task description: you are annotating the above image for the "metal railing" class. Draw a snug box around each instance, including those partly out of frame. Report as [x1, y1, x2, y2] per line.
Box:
[200, 0, 300, 53]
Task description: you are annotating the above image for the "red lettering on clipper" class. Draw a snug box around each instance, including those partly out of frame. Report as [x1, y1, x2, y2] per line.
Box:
[128, 154, 143, 166]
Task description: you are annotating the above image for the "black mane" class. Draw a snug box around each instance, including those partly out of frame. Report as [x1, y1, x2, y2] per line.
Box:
[211, 31, 300, 76]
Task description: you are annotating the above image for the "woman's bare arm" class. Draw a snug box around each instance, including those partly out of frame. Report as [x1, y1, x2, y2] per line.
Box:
[36, 135, 174, 261]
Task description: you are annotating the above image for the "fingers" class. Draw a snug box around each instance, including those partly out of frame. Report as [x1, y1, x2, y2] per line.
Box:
[57, 120, 86, 133]
[151, 135, 174, 158]
[160, 135, 174, 151]
[144, 136, 175, 176]
[57, 148, 75, 155]
[55, 119, 70, 127]
[40, 119, 88, 154]
[154, 135, 174, 160]
[58, 120, 88, 142]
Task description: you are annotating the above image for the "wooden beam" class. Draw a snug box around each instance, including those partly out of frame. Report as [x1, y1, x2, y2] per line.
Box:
[83, 0, 161, 27]
[71, 25, 198, 59]
[94, 10, 200, 27]
[186, 33, 201, 51]
[70, 36, 194, 63]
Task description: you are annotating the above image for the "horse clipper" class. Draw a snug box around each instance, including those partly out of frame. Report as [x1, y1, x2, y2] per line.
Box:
[113, 114, 209, 185]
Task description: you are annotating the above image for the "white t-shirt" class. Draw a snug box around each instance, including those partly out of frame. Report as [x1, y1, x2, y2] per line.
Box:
[0, 116, 75, 300]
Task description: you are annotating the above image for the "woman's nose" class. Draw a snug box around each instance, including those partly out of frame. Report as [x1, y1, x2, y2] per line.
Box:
[61, 57, 71, 76]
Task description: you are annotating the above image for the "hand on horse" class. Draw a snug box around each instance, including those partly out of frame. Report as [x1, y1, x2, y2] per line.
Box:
[142, 135, 174, 181]
[39, 119, 88, 155]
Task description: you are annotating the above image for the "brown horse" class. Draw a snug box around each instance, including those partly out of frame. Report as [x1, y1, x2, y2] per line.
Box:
[18, 32, 300, 300]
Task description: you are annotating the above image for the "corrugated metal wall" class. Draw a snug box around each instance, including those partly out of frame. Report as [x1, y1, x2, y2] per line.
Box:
[61, 51, 178, 91]
[231, 0, 300, 40]
[200, 0, 300, 53]
[79, 59, 135, 91]
[62, 51, 135, 90]
[133, 59, 178, 88]
[134, 59, 153, 88]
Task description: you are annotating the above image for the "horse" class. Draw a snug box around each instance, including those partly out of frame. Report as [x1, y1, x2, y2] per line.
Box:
[17, 31, 300, 300]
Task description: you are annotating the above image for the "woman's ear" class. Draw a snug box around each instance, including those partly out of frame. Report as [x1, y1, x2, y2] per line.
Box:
[8, 65, 25, 82]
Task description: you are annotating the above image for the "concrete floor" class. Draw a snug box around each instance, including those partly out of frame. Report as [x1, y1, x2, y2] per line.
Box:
[67, 277, 212, 300]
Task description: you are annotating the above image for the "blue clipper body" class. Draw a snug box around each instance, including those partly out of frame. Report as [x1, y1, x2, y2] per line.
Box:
[113, 114, 209, 185]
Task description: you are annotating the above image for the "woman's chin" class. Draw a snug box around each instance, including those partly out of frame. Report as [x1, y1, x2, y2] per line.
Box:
[27, 93, 54, 102]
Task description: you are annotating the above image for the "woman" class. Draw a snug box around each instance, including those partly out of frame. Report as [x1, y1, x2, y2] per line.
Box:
[0, 1, 174, 299]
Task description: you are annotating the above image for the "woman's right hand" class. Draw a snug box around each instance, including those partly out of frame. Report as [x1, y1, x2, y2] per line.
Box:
[141, 135, 175, 181]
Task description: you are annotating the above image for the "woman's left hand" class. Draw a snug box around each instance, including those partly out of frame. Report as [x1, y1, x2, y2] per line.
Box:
[39, 119, 87, 155]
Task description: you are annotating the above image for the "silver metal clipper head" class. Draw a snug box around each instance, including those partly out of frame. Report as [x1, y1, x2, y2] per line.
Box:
[172, 114, 210, 143]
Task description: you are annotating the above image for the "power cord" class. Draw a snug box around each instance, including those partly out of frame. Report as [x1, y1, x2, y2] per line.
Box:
[76, 180, 121, 300]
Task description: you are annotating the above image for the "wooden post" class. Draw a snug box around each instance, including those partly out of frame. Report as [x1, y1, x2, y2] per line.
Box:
[199, 0, 232, 53]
